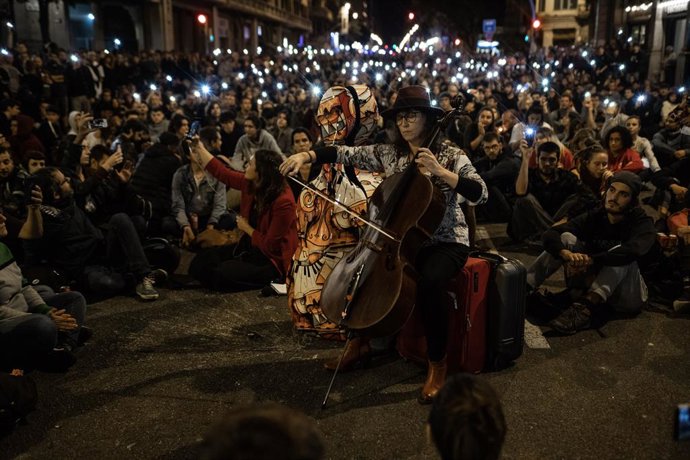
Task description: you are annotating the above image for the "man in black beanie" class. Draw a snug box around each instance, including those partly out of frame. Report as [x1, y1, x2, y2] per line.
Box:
[525, 171, 656, 334]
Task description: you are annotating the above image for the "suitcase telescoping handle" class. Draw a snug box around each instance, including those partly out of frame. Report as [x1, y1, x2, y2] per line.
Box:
[469, 250, 508, 265]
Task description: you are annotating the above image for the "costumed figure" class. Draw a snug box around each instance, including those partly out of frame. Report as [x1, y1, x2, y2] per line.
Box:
[287, 85, 379, 338]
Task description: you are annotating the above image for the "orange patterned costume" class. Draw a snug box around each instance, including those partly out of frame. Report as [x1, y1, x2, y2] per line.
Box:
[287, 85, 380, 337]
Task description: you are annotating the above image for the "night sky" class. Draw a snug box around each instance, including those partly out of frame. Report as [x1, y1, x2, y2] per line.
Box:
[371, 0, 510, 46]
[371, 0, 413, 44]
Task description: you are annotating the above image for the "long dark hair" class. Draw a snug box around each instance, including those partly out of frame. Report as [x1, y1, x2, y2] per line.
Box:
[604, 125, 634, 152]
[250, 149, 287, 213]
[577, 143, 607, 173]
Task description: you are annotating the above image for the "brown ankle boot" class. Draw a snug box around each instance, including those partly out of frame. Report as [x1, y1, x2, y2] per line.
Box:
[418, 357, 448, 404]
[323, 337, 371, 372]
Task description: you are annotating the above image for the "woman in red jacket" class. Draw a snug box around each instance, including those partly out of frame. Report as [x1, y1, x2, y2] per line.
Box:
[188, 141, 297, 291]
[604, 126, 644, 173]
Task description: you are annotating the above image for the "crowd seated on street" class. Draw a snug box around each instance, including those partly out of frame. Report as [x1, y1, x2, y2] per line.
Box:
[0, 37, 688, 435]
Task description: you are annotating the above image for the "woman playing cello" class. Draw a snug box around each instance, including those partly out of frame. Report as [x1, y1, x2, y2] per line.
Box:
[280, 86, 487, 403]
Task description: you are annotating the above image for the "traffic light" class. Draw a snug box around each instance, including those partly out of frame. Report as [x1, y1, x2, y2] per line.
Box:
[532, 18, 541, 29]
[408, 12, 415, 21]
[197, 14, 207, 25]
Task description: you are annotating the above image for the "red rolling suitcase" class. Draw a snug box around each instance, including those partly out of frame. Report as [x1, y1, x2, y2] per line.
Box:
[396, 256, 490, 374]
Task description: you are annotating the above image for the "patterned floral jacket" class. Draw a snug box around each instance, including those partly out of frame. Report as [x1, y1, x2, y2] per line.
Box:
[333, 142, 488, 247]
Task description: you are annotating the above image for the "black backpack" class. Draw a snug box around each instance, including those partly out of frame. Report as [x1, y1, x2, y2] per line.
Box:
[143, 237, 180, 275]
[0, 374, 37, 435]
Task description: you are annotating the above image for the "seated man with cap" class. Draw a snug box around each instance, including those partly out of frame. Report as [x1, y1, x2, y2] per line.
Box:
[526, 171, 656, 335]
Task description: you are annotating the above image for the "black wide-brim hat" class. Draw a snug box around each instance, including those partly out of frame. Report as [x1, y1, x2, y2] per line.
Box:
[381, 85, 444, 120]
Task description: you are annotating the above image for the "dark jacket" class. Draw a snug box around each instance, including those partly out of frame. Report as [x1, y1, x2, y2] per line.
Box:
[75, 167, 148, 228]
[474, 151, 520, 196]
[206, 157, 297, 276]
[10, 114, 45, 163]
[26, 201, 103, 279]
[543, 206, 656, 267]
[520, 169, 580, 216]
[130, 144, 181, 220]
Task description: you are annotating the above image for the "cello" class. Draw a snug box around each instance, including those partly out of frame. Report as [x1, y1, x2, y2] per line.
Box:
[319, 94, 467, 338]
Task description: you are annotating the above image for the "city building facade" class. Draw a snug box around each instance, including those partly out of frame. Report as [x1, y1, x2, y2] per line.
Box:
[3, 0, 331, 54]
[536, 0, 591, 46]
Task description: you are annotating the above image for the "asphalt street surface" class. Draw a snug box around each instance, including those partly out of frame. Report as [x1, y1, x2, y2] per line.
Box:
[2, 223, 690, 459]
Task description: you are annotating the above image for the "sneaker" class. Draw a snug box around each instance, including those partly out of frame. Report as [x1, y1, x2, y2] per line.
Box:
[136, 275, 159, 301]
[548, 301, 592, 335]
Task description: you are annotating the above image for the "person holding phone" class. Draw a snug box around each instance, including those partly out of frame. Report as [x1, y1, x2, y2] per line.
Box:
[72, 144, 151, 235]
[509, 140, 580, 243]
[464, 107, 496, 161]
[170, 129, 235, 248]
[508, 105, 552, 152]
[187, 139, 297, 292]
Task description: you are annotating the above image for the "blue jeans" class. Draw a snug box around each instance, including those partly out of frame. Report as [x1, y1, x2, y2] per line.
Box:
[526, 232, 648, 312]
[82, 213, 152, 295]
[39, 287, 88, 343]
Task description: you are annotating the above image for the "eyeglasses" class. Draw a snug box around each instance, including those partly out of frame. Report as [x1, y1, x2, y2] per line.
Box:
[395, 111, 420, 124]
[484, 144, 502, 151]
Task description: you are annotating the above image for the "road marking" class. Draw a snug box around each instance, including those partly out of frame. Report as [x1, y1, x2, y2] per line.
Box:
[476, 225, 551, 350]
[524, 320, 551, 349]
